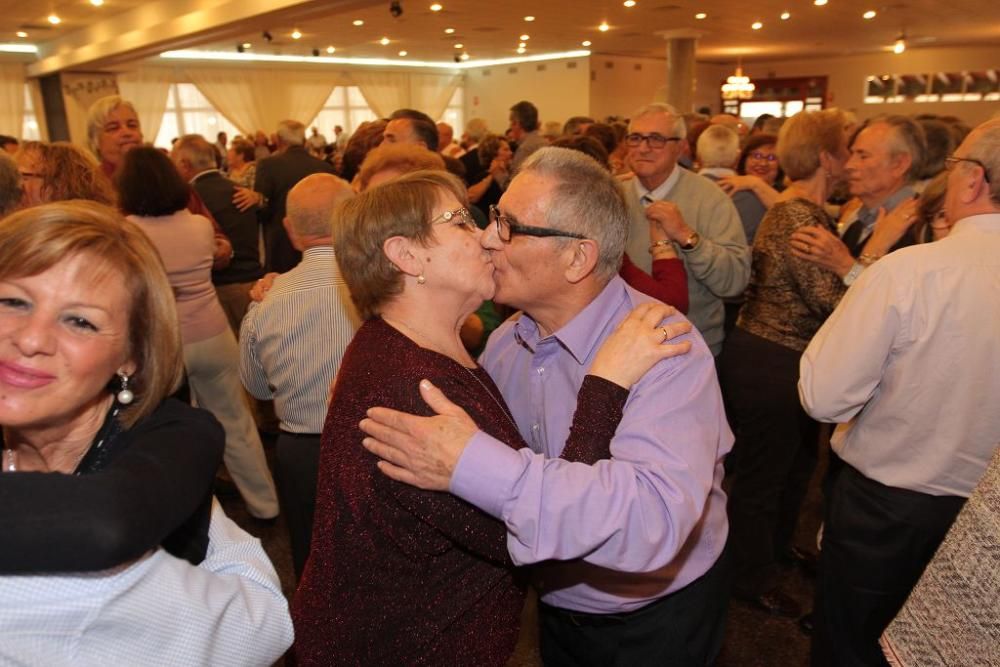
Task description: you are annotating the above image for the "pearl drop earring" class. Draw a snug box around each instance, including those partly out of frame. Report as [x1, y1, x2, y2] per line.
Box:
[116, 371, 134, 405]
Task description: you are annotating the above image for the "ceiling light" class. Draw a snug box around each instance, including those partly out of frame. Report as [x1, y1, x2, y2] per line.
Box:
[722, 65, 756, 100]
[519, 42, 526, 48]
[695, 12, 707, 20]
[524, 16, 535, 21]
[780, 11, 790, 20]
[751, 21, 763, 30]
[242, 42, 252, 49]
[623, 0, 636, 6]
[517, 47, 526, 54]
[444, 27, 455, 34]
[459, 53, 469, 61]
[352, 19, 365, 26]
[380, 37, 391, 45]
[520, 34, 530, 40]
[581, 40, 592, 46]
[47, 14, 61, 24]
[399, 50, 408, 56]
[893, 35, 906, 54]
[15, 31, 27, 38]
[90, 0, 104, 6]
[863, 10, 877, 19]
[430, 3, 443, 10]
[291, 29, 302, 39]
[454, 42, 463, 48]
[814, 0, 827, 5]
[326, 45, 336, 54]
[598, 22, 610, 32]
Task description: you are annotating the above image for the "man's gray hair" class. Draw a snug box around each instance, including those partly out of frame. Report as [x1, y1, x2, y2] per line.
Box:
[277, 120, 307, 146]
[630, 102, 686, 139]
[967, 118, 1000, 207]
[0, 152, 21, 217]
[464, 117, 489, 143]
[519, 147, 628, 282]
[871, 115, 927, 183]
[173, 134, 217, 172]
[697, 124, 740, 169]
[86, 95, 139, 159]
[286, 173, 355, 238]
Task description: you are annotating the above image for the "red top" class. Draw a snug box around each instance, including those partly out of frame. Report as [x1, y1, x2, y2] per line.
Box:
[619, 253, 689, 313]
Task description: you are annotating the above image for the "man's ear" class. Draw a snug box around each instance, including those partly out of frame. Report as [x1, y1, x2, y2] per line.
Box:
[382, 236, 423, 277]
[564, 239, 600, 284]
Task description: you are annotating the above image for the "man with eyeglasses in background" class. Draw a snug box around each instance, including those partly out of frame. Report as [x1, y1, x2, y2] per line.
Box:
[799, 118, 1000, 666]
[624, 103, 750, 356]
[359, 147, 733, 666]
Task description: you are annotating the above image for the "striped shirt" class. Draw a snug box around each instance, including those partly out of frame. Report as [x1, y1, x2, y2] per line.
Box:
[239, 246, 360, 433]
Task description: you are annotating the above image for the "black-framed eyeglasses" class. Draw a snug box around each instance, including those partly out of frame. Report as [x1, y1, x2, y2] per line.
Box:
[430, 207, 476, 230]
[625, 133, 682, 149]
[489, 205, 587, 243]
[748, 151, 778, 162]
[944, 155, 991, 184]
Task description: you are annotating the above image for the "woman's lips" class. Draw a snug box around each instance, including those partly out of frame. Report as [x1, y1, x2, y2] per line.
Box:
[0, 361, 56, 389]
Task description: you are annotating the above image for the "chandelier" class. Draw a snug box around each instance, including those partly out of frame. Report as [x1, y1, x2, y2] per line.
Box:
[721, 65, 755, 100]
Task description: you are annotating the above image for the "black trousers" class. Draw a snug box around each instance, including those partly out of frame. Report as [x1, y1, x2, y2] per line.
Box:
[538, 550, 729, 667]
[274, 432, 322, 580]
[719, 328, 819, 596]
[812, 464, 965, 667]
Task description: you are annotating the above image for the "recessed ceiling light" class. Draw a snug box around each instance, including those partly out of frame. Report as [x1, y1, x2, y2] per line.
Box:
[429, 3, 443, 11]
[581, 40, 592, 46]
[520, 34, 530, 40]
[893, 36, 906, 54]
[444, 27, 455, 34]
[863, 10, 877, 19]
[380, 36, 391, 45]
[454, 42, 463, 48]
[291, 29, 302, 39]
[90, 0, 104, 6]
[326, 45, 336, 54]
[751, 21, 763, 30]
[780, 11, 791, 20]
[517, 47, 526, 54]
[352, 19, 364, 26]
[47, 14, 61, 25]
[242, 42, 252, 49]
[15, 31, 27, 38]
[399, 50, 408, 56]
[460, 53, 470, 61]
[814, 0, 827, 5]
[598, 21, 610, 32]
[623, 0, 636, 7]
[695, 12, 707, 20]
[524, 16, 535, 22]
[519, 42, 526, 48]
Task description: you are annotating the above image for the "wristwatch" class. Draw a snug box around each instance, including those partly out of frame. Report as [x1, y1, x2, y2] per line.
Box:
[842, 261, 864, 286]
[679, 231, 701, 252]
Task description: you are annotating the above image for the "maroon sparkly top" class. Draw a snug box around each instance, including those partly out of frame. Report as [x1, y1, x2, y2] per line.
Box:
[292, 318, 627, 666]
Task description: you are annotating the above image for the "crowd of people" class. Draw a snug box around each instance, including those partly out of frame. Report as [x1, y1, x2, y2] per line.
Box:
[0, 91, 997, 667]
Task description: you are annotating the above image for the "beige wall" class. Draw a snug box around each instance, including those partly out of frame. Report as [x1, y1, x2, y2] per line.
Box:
[589, 54, 730, 119]
[463, 56, 589, 134]
[741, 45, 1000, 125]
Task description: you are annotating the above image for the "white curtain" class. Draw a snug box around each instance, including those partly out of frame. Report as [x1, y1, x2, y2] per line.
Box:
[0, 64, 25, 139]
[186, 67, 342, 136]
[350, 71, 459, 120]
[117, 67, 174, 143]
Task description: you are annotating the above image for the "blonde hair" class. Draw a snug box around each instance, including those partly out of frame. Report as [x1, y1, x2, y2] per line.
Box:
[777, 109, 847, 181]
[0, 201, 183, 427]
[333, 170, 468, 319]
[357, 143, 446, 191]
[86, 95, 139, 160]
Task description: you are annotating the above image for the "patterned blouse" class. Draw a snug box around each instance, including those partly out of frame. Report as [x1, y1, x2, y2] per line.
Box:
[737, 198, 846, 352]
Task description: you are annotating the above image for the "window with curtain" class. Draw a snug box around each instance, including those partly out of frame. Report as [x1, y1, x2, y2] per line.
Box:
[153, 83, 241, 149]
[440, 87, 464, 135]
[308, 86, 378, 137]
[22, 85, 39, 140]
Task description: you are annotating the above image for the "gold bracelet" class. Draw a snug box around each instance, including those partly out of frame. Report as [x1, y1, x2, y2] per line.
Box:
[648, 240, 673, 253]
[858, 252, 882, 266]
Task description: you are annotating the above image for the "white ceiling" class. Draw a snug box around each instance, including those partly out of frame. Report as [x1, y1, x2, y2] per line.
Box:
[5, 0, 1000, 68]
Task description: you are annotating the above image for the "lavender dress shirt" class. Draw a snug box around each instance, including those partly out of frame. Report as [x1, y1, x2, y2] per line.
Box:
[451, 276, 732, 614]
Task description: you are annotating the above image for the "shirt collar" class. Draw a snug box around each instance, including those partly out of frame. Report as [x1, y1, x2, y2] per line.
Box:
[634, 165, 681, 203]
[514, 276, 628, 365]
[699, 167, 735, 179]
[858, 184, 916, 229]
[190, 169, 222, 184]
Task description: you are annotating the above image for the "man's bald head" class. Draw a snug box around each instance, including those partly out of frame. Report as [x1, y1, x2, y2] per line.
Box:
[286, 173, 355, 242]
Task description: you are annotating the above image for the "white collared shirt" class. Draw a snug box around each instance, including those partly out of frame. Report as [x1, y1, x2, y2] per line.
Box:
[633, 165, 682, 205]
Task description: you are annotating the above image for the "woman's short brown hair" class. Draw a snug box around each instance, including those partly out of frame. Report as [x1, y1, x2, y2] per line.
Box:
[333, 170, 468, 319]
[16, 141, 116, 206]
[776, 109, 847, 181]
[357, 143, 445, 191]
[477, 134, 508, 166]
[0, 200, 183, 427]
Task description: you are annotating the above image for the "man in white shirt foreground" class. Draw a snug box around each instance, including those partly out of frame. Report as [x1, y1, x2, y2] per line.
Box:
[798, 118, 1000, 666]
